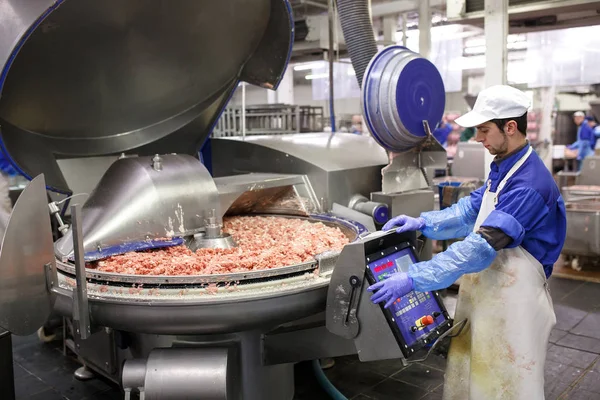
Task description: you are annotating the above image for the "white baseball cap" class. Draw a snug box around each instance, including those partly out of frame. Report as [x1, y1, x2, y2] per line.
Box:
[455, 85, 531, 128]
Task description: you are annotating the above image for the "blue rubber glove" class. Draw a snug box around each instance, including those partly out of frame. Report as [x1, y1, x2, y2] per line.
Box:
[382, 215, 425, 233]
[368, 272, 414, 309]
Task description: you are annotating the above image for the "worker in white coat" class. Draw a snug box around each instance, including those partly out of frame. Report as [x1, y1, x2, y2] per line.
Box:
[370, 85, 566, 399]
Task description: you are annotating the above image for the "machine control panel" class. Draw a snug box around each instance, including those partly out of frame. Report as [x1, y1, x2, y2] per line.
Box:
[365, 241, 452, 358]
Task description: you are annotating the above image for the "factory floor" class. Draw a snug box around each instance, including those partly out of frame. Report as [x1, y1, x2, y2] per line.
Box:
[11, 277, 600, 400]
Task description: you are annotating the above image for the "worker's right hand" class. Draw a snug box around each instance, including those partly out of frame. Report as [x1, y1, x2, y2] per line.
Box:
[382, 215, 425, 233]
[368, 272, 414, 309]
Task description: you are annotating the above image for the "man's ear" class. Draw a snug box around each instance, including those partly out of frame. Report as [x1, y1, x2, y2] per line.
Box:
[504, 120, 518, 137]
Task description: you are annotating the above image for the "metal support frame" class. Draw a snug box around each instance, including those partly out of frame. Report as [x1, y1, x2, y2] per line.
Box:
[263, 324, 357, 365]
[380, 121, 446, 194]
[371, 0, 444, 18]
[484, 0, 509, 178]
[327, 0, 336, 132]
[382, 15, 398, 45]
[419, 0, 431, 59]
[402, 13, 408, 47]
[417, 121, 445, 187]
[241, 83, 247, 140]
[71, 204, 91, 340]
[539, 86, 556, 171]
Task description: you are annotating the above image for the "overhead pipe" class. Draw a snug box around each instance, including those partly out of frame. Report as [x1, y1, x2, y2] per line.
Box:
[328, 0, 336, 132]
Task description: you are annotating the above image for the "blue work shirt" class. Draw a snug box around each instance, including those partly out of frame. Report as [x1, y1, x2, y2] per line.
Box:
[593, 126, 600, 149]
[568, 123, 595, 159]
[433, 123, 452, 146]
[579, 122, 594, 142]
[469, 143, 566, 278]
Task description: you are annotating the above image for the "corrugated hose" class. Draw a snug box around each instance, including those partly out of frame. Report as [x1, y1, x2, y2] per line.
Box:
[336, 0, 378, 88]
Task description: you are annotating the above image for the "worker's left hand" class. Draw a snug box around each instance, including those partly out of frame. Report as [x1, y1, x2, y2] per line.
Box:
[368, 272, 413, 309]
[382, 215, 425, 233]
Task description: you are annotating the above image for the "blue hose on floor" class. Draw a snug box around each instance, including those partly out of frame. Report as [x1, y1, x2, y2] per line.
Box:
[312, 360, 348, 400]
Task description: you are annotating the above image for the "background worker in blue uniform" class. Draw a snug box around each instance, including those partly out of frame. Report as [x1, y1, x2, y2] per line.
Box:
[585, 116, 600, 153]
[350, 115, 364, 135]
[432, 117, 453, 146]
[584, 116, 599, 149]
[567, 111, 594, 169]
[369, 85, 566, 400]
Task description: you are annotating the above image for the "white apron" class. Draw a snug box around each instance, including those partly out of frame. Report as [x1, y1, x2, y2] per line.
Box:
[443, 147, 556, 400]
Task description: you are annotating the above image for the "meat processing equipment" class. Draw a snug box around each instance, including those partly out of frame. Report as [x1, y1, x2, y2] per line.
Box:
[559, 157, 600, 270]
[0, 1, 452, 399]
[212, 132, 389, 214]
[451, 142, 487, 180]
[557, 98, 600, 270]
[1, 2, 354, 399]
[561, 191, 600, 270]
[212, 45, 449, 259]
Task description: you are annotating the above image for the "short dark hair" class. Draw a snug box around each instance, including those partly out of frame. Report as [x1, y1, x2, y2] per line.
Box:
[491, 112, 527, 136]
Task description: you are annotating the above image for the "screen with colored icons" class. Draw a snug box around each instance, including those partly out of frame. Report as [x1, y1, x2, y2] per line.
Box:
[366, 245, 447, 349]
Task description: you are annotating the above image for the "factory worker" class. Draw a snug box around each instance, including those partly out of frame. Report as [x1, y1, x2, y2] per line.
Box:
[350, 115, 364, 135]
[585, 116, 598, 146]
[567, 111, 594, 169]
[369, 85, 566, 400]
[432, 118, 453, 146]
[586, 116, 600, 151]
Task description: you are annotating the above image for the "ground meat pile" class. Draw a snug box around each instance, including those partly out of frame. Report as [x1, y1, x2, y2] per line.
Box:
[93, 216, 349, 275]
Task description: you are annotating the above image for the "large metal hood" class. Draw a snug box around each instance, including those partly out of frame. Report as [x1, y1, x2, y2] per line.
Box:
[0, 0, 294, 193]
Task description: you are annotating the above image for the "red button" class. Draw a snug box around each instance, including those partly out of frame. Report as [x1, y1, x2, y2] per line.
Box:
[420, 315, 434, 326]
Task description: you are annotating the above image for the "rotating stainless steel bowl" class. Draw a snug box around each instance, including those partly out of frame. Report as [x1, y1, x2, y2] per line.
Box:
[52, 214, 365, 335]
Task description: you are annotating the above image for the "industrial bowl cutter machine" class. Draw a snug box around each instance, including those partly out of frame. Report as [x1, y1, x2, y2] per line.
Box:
[0, 1, 452, 399]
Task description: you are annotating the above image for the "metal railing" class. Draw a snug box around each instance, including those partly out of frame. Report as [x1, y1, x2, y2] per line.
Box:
[213, 104, 324, 137]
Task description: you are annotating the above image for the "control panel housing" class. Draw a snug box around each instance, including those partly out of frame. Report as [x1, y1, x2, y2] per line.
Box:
[363, 235, 452, 359]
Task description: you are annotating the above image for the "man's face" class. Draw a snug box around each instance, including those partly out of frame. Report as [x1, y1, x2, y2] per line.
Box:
[574, 115, 585, 126]
[474, 121, 508, 155]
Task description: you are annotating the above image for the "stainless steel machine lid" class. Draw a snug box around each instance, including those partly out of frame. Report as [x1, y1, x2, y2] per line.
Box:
[0, 0, 293, 193]
[0, 175, 56, 335]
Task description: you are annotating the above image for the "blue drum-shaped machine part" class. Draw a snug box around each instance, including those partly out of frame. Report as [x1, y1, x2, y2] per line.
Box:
[362, 46, 446, 153]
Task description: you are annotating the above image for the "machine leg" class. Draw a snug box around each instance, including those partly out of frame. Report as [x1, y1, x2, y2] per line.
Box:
[238, 331, 295, 400]
[74, 365, 95, 381]
[119, 332, 295, 400]
[319, 358, 336, 369]
[0, 330, 15, 400]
